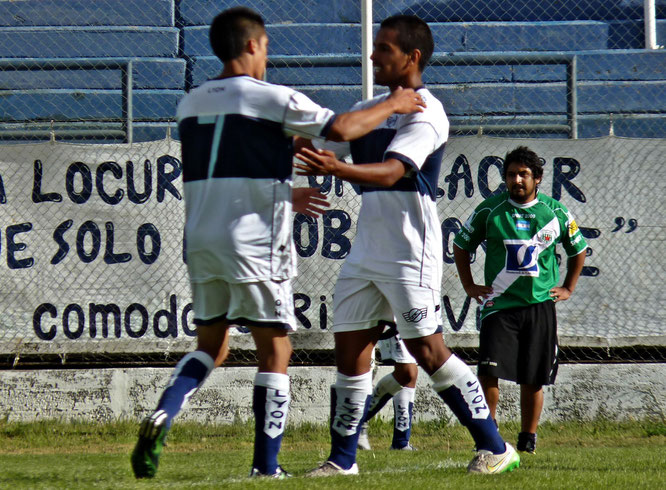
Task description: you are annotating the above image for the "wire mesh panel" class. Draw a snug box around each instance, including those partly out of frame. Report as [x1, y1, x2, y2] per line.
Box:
[0, 0, 181, 143]
[373, 0, 666, 139]
[0, 1, 664, 368]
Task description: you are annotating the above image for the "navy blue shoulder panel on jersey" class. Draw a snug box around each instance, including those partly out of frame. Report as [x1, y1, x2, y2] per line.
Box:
[179, 114, 293, 183]
[349, 128, 446, 201]
[349, 127, 395, 164]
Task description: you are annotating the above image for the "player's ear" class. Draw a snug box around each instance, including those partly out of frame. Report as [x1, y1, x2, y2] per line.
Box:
[247, 37, 258, 54]
[409, 49, 422, 69]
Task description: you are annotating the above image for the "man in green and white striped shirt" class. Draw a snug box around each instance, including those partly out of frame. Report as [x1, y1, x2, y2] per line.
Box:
[453, 146, 587, 455]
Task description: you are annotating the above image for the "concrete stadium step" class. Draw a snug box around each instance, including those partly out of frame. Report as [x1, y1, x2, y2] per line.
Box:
[177, 0, 659, 24]
[0, 121, 178, 143]
[187, 50, 666, 87]
[0, 0, 174, 27]
[285, 81, 666, 115]
[179, 0, 357, 25]
[0, 58, 185, 90]
[182, 20, 658, 58]
[182, 24, 361, 57]
[513, 50, 666, 81]
[0, 27, 179, 58]
[446, 113, 666, 139]
[1, 89, 182, 122]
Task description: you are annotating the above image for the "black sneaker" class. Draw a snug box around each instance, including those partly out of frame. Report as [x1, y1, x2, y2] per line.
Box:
[517, 432, 537, 454]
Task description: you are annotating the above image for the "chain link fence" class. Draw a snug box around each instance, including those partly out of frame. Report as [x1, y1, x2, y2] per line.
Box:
[0, 1, 664, 368]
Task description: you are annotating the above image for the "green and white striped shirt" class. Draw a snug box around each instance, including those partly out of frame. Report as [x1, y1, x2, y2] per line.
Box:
[454, 192, 587, 319]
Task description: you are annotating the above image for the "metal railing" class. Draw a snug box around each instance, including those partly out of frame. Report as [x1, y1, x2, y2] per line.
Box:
[431, 52, 578, 139]
[269, 52, 579, 138]
[0, 58, 134, 143]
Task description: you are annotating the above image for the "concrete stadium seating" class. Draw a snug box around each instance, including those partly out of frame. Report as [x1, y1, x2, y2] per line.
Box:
[0, 58, 185, 90]
[0, 27, 179, 58]
[0, 0, 174, 27]
[182, 22, 615, 58]
[1, 90, 180, 121]
[177, 0, 663, 25]
[0, 0, 665, 140]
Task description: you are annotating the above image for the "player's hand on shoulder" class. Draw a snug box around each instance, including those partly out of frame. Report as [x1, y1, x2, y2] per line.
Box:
[388, 86, 426, 114]
[292, 186, 330, 218]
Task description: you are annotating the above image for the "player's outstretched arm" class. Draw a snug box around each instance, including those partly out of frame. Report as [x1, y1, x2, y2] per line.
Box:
[326, 87, 425, 142]
[453, 244, 493, 304]
[292, 187, 330, 218]
[550, 249, 586, 303]
[295, 147, 408, 187]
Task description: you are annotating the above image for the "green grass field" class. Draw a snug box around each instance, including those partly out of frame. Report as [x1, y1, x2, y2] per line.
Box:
[2, 418, 664, 489]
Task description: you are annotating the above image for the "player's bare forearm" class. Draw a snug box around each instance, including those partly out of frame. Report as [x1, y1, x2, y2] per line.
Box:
[332, 157, 407, 187]
[325, 87, 425, 142]
[551, 249, 586, 302]
[453, 244, 492, 304]
[453, 245, 475, 287]
[295, 148, 407, 187]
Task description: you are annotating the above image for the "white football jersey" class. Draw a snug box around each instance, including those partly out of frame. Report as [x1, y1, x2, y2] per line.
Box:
[329, 88, 449, 289]
[177, 75, 335, 284]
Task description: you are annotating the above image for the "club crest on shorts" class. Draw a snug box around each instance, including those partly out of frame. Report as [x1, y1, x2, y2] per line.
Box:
[402, 307, 427, 323]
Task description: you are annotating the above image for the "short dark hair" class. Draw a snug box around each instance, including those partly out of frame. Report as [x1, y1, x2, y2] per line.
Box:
[380, 15, 434, 71]
[209, 7, 265, 62]
[503, 146, 544, 180]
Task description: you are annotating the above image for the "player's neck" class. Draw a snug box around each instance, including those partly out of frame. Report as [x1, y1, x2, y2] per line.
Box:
[218, 57, 262, 80]
[388, 73, 424, 92]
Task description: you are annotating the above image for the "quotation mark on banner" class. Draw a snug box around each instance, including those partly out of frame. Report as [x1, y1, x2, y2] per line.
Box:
[611, 217, 638, 233]
[579, 227, 600, 277]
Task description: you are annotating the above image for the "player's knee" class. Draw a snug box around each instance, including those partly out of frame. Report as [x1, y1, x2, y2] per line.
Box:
[280, 344, 294, 366]
[393, 364, 418, 385]
[274, 334, 293, 358]
[479, 374, 499, 389]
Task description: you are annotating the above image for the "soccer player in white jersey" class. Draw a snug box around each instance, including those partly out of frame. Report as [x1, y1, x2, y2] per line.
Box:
[453, 146, 587, 454]
[130, 7, 425, 480]
[295, 15, 520, 476]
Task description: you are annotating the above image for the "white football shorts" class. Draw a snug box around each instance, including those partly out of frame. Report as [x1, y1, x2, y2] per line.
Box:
[190, 278, 296, 330]
[377, 333, 417, 364]
[332, 277, 442, 339]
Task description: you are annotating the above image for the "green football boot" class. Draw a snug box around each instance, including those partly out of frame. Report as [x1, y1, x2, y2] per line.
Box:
[131, 411, 169, 479]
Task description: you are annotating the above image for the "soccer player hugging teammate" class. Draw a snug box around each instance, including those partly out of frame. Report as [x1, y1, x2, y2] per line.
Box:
[130, 6, 425, 480]
[453, 146, 588, 455]
[295, 15, 520, 476]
